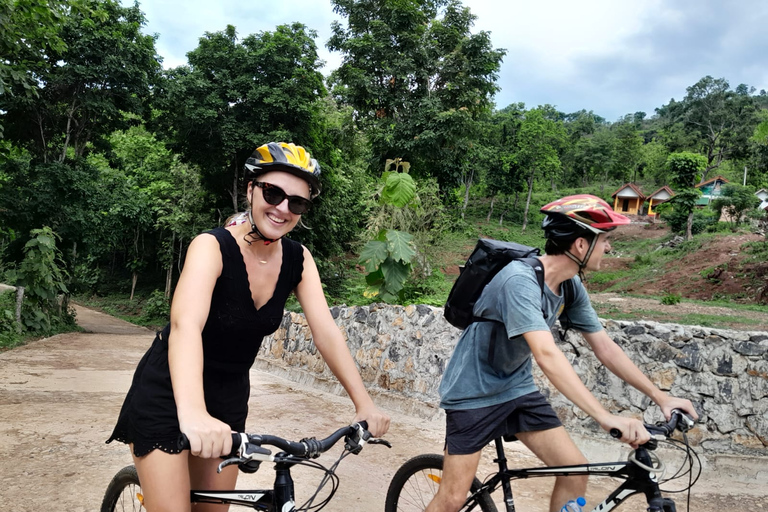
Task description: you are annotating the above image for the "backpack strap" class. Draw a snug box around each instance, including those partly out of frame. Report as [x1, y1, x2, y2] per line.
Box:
[557, 277, 581, 356]
[482, 257, 546, 363]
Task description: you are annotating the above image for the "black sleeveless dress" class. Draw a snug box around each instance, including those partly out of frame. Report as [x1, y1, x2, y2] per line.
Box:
[107, 227, 304, 456]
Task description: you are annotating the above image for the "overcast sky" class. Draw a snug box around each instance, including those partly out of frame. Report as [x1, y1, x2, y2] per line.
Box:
[125, 0, 768, 122]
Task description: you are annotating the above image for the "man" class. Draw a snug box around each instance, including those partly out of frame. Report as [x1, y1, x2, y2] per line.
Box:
[427, 195, 698, 512]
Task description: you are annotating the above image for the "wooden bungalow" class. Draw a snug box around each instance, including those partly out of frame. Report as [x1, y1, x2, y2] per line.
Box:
[645, 186, 675, 217]
[694, 175, 729, 207]
[611, 183, 646, 215]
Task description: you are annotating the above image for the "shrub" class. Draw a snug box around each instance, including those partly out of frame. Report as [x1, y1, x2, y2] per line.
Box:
[141, 289, 170, 322]
[660, 293, 681, 305]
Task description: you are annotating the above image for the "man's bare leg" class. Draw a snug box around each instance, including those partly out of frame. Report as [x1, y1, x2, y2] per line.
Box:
[425, 450, 483, 512]
[516, 427, 589, 512]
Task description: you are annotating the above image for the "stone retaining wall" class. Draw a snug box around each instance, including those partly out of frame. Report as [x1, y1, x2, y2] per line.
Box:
[258, 304, 768, 457]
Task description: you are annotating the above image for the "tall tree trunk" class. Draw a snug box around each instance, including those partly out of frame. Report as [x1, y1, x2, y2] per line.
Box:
[15, 287, 24, 332]
[486, 196, 495, 223]
[130, 272, 138, 301]
[461, 169, 474, 220]
[231, 157, 239, 212]
[521, 168, 535, 232]
[686, 210, 694, 241]
[59, 99, 78, 163]
[165, 232, 175, 299]
[36, 111, 48, 164]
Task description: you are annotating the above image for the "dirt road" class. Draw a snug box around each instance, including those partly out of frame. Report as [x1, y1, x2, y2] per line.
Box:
[0, 306, 764, 511]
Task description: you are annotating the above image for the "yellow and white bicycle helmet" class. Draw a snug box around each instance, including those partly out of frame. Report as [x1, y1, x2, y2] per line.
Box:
[244, 142, 322, 198]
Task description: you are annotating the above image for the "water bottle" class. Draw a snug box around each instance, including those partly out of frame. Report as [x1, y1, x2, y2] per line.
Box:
[560, 496, 587, 512]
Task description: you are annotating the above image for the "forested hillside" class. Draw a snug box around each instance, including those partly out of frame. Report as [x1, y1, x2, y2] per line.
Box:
[2, 0, 768, 346]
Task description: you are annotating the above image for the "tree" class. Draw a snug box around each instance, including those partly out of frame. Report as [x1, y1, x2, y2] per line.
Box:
[108, 124, 209, 299]
[611, 117, 643, 183]
[711, 184, 759, 227]
[157, 23, 325, 213]
[1, 0, 160, 162]
[514, 108, 566, 231]
[0, 0, 84, 98]
[484, 104, 525, 222]
[328, 0, 505, 190]
[359, 162, 418, 302]
[656, 76, 760, 183]
[665, 151, 707, 240]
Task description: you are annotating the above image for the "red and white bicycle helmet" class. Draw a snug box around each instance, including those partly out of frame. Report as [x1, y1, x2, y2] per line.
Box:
[541, 194, 630, 238]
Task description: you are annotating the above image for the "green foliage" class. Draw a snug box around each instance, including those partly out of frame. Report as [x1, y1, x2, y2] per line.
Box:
[1, 0, 160, 161]
[660, 292, 681, 305]
[156, 22, 325, 213]
[359, 229, 416, 302]
[659, 207, 716, 236]
[710, 184, 759, 226]
[141, 289, 170, 322]
[11, 227, 75, 333]
[0, 290, 23, 349]
[381, 172, 417, 207]
[657, 76, 760, 181]
[328, 0, 505, 189]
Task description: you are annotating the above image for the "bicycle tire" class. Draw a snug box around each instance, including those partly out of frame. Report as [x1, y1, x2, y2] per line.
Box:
[100, 465, 144, 512]
[385, 454, 497, 512]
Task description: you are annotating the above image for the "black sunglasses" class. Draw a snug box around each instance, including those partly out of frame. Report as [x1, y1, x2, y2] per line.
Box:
[253, 181, 312, 215]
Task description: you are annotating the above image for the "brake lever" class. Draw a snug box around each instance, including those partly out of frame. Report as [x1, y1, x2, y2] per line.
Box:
[368, 438, 392, 448]
[218, 457, 246, 473]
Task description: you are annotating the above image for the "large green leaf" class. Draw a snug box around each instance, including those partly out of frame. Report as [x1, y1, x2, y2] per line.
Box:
[358, 240, 388, 273]
[381, 172, 416, 208]
[385, 230, 416, 264]
[380, 258, 411, 295]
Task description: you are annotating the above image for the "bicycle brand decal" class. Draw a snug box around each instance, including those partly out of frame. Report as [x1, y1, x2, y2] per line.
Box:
[524, 464, 624, 474]
[586, 464, 624, 472]
[195, 492, 265, 502]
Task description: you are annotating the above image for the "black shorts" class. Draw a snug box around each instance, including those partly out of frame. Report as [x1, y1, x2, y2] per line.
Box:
[445, 391, 562, 455]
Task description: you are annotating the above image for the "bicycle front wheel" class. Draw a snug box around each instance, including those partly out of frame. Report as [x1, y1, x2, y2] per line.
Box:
[385, 454, 497, 512]
[100, 465, 144, 512]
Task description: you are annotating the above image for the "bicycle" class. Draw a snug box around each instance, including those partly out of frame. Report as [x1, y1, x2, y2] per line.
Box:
[385, 410, 699, 512]
[101, 421, 390, 511]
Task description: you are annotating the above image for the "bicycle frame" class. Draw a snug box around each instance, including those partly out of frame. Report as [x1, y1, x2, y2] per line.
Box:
[472, 438, 673, 512]
[190, 459, 301, 510]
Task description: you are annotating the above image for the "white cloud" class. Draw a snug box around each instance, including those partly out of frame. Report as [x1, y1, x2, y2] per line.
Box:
[126, 0, 768, 120]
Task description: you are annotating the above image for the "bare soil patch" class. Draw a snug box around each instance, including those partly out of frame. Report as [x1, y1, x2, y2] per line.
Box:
[590, 224, 768, 331]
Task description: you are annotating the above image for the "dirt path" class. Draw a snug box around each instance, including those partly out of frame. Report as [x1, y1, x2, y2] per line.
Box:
[0, 305, 764, 511]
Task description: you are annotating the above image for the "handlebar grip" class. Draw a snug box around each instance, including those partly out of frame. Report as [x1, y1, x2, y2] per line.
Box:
[176, 433, 242, 457]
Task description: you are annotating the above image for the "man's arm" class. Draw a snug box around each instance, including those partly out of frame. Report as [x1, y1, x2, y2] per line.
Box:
[524, 330, 652, 447]
[581, 329, 699, 421]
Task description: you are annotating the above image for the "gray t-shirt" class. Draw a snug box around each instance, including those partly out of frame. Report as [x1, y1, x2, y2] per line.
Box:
[439, 259, 603, 410]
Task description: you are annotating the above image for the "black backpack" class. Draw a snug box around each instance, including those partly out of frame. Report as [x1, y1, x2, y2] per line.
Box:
[444, 238, 575, 330]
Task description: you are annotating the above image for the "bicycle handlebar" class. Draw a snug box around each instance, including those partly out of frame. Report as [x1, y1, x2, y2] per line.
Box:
[609, 409, 694, 442]
[177, 420, 373, 459]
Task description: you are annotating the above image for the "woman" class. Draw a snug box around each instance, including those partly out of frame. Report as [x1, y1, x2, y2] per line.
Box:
[107, 142, 390, 512]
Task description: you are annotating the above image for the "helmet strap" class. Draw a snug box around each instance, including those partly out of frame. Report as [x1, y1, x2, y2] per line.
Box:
[564, 235, 599, 281]
[245, 208, 281, 246]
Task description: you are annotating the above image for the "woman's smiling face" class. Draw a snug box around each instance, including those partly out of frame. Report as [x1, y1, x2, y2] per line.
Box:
[248, 171, 312, 239]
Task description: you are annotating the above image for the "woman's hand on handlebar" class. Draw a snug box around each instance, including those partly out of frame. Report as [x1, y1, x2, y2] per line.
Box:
[179, 410, 233, 458]
[353, 404, 390, 438]
[602, 415, 650, 449]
